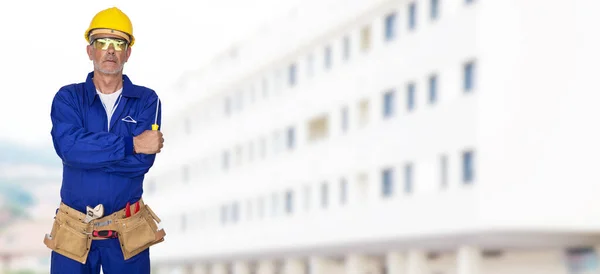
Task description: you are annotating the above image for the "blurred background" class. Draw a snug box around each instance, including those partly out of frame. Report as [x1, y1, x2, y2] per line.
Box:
[2, 0, 600, 274]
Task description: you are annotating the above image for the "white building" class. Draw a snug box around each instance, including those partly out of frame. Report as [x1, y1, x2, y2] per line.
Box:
[144, 0, 600, 273]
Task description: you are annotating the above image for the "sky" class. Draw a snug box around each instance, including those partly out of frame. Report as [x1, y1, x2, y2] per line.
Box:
[0, 0, 298, 150]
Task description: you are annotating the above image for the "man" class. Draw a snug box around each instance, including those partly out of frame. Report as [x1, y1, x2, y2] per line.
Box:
[45, 7, 165, 274]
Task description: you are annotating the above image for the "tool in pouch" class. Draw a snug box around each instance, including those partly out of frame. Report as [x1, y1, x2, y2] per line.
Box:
[84, 204, 104, 223]
[91, 201, 140, 239]
[44, 204, 104, 241]
[90, 201, 142, 239]
[125, 201, 140, 217]
[124, 200, 163, 231]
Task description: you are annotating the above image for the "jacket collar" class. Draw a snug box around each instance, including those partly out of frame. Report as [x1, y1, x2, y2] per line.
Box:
[85, 71, 140, 105]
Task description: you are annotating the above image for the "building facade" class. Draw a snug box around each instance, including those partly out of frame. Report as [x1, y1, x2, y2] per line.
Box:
[144, 0, 600, 273]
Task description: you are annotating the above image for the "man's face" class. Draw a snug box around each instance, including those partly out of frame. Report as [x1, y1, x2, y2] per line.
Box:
[86, 35, 131, 75]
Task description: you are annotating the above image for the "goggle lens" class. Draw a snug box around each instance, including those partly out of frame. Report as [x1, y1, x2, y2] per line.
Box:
[91, 38, 128, 51]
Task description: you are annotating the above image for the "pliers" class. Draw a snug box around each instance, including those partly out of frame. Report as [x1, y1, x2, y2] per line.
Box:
[125, 201, 140, 218]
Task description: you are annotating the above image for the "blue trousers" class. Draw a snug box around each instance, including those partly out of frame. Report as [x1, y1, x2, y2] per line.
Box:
[50, 238, 150, 274]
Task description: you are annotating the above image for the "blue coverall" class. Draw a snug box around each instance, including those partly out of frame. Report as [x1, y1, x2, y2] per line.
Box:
[49, 72, 161, 274]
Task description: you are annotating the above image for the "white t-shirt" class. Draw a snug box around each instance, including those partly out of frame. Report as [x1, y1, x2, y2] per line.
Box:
[97, 88, 123, 131]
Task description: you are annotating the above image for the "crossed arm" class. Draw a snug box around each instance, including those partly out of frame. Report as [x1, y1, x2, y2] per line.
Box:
[50, 89, 163, 178]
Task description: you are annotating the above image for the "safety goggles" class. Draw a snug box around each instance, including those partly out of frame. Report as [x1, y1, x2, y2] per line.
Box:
[90, 37, 129, 51]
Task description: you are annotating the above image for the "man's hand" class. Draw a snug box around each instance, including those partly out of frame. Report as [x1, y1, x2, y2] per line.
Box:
[133, 130, 164, 154]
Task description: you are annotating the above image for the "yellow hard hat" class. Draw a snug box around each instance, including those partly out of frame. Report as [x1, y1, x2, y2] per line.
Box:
[84, 7, 135, 46]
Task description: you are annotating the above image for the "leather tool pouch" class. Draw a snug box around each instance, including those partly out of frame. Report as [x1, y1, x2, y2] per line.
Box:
[117, 204, 166, 260]
[44, 211, 93, 264]
[43, 201, 166, 263]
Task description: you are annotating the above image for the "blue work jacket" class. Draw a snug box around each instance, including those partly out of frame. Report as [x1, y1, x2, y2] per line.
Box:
[50, 72, 161, 216]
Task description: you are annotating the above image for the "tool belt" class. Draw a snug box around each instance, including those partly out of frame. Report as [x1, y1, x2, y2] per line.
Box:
[43, 199, 166, 264]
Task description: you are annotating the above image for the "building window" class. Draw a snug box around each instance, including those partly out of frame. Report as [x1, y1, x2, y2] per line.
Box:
[221, 205, 228, 225]
[340, 178, 347, 205]
[225, 96, 232, 116]
[222, 151, 230, 170]
[181, 214, 187, 232]
[304, 185, 311, 211]
[235, 90, 243, 111]
[361, 26, 371, 51]
[409, 3, 417, 30]
[198, 211, 205, 228]
[359, 99, 370, 127]
[231, 202, 239, 223]
[287, 127, 295, 150]
[440, 154, 448, 188]
[464, 61, 476, 92]
[429, 74, 438, 104]
[259, 137, 267, 159]
[341, 106, 349, 133]
[289, 63, 297, 87]
[566, 247, 598, 272]
[404, 163, 413, 193]
[321, 183, 329, 208]
[182, 165, 190, 184]
[308, 115, 329, 142]
[324, 46, 332, 70]
[246, 200, 253, 221]
[248, 141, 255, 162]
[246, 86, 256, 106]
[183, 117, 191, 135]
[407, 83, 416, 111]
[235, 145, 243, 166]
[249, 86, 256, 103]
[274, 69, 283, 94]
[307, 54, 314, 78]
[383, 89, 395, 118]
[343, 36, 351, 61]
[271, 193, 278, 217]
[147, 179, 156, 194]
[385, 12, 397, 41]
[258, 197, 265, 219]
[201, 158, 208, 175]
[262, 77, 269, 98]
[357, 172, 369, 203]
[431, 0, 440, 20]
[462, 150, 474, 183]
[272, 131, 281, 154]
[382, 168, 394, 197]
[285, 190, 293, 214]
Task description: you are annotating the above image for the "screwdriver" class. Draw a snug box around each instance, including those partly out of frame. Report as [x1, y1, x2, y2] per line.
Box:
[152, 97, 160, 131]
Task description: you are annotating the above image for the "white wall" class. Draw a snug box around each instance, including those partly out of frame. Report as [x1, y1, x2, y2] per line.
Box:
[476, 0, 600, 231]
